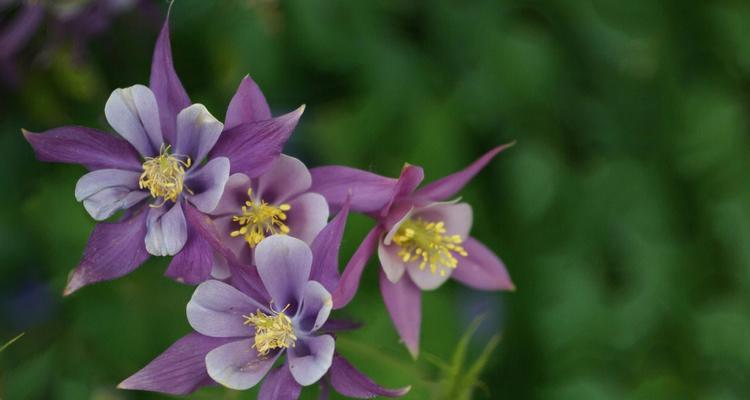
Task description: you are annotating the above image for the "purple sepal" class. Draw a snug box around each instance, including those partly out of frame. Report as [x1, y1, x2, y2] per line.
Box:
[331, 226, 382, 309]
[258, 363, 302, 400]
[165, 216, 213, 285]
[149, 13, 191, 144]
[64, 208, 150, 296]
[309, 166, 398, 214]
[118, 333, 235, 395]
[22, 127, 142, 171]
[329, 353, 411, 398]
[379, 271, 421, 359]
[225, 75, 272, 130]
[309, 199, 351, 293]
[210, 106, 305, 178]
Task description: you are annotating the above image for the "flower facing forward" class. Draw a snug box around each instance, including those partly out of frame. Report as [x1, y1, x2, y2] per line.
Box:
[119, 235, 410, 399]
[208, 154, 329, 279]
[23, 14, 304, 293]
[310, 144, 516, 357]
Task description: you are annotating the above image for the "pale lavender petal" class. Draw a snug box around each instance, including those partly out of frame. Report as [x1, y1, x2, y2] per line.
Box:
[309, 166, 398, 214]
[381, 164, 424, 216]
[210, 107, 305, 178]
[295, 281, 332, 334]
[104, 85, 163, 156]
[145, 202, 188, 256]
[210, 251, 232, 280]
[210, 173, 251, 216]
[213, 215, 252, 263]
[414, 143, 514, 201]
[185, 157, 230, 213]
[286, 192, 329, 245]
[23, 127, 142, 171]
[255, 155, 312, 204]
[175, 104, 224, 162]
[378, 241, 406, 284]
[206, 339, 278, 390]
[329, 353, 411, 398]
[149, 17, 191, 144]
[309, 201, 350, 293]
[165, 220, 213, 285]
[451, 237, 515, 291]
[405, 263, 452, 291]
[379, 271, 421, 358]
[64, 209, 150, 295]
[254, 235, 312, 310]
[258, 363, 302, 400]
[187, 280, 266, 338]
[225, 75, 271, 130]
[413, 202, 473, 239]
[287, 334, 335, 386]
[118, 333, 236, 395]
[331, 226, 381, 309]
[75, 169, 148, 220]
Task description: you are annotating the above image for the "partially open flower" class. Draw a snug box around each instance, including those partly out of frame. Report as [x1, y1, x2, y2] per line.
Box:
[118, 235, 410, 399]
[310, 144, 515, 357]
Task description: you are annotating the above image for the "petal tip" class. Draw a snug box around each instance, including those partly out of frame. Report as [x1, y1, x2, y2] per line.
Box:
[63, 269, 86, 296]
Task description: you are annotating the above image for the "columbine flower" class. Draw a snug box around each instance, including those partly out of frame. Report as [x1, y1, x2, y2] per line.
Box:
[118, 235, 410, 399]
[207, 154, 329, 279]
[23, 11, 304, 293]
[309, 144, 516, 357]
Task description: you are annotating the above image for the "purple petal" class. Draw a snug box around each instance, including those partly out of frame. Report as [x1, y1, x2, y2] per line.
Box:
[104, 85, 163, 156]
[64, 209, 150, 295]
[258, 363, 302, 400]
[185, 156, 230, 213]
[287, 334, 335, 386]
[206, 339, 278, 390]
[118, 333, 235, 395]
[175, 104, 224, 162]
[225, 75, 271, 130]
[329, 353, 411, 398]
[210, 172, 251, 216]
[75, 169, 148, 221]
[286, 193, 329, 245]
[331, 226, 381, 309]
[210, 106, 305, 178]
[381, 164, 424, 216]
[379, 271, 421, 358]
[256, 155, 312, 204]
[451, 237, 515, 291]
[309, 166, 398, 214]
[145, 202, 188, 256]
[254, 235, 312, 310]
[0, 4, 43, 59]
[165, 220, 213, 285]
[187, 280, 266, 338]
[295, 281, 332, 334]
[23, 127, 142, 171]
[414, 143, 514, 201]
[309, 201, 350, 293]
[149, 16, 191, 144]
[377, 241, 406, 284]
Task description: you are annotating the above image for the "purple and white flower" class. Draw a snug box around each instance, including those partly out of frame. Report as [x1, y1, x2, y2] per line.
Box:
[118, 235, 410, 399]
[207, 154, 329, 279]
[23, 13, 304, 293]
[310, 144, 516, 357]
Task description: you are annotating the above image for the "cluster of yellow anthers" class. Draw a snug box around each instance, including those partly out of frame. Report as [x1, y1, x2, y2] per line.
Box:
[139, 145, 191, 205]
[392, 218, 468, 276]
[230, 188, 291, 247]
[244, 305, 297, 357]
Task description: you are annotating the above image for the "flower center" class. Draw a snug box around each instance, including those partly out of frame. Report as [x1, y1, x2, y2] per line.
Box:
[243, 305, 297, 357]
[139, 144, 191, 206]
[391, 218, 468, 276]
[230, 188, 291, 247]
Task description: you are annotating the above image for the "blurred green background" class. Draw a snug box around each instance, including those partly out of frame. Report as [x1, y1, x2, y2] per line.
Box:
[2, 0, 750, 399]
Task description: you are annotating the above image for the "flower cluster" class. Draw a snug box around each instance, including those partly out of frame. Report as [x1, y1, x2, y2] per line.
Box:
[23, 8, 514, 400]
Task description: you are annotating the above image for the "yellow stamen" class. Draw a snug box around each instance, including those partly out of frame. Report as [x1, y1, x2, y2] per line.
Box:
[230, 188, 291, 247]
[391, 217, 468, 276]
[243, 304, 296, 357]
[139, 144, 191, 206]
